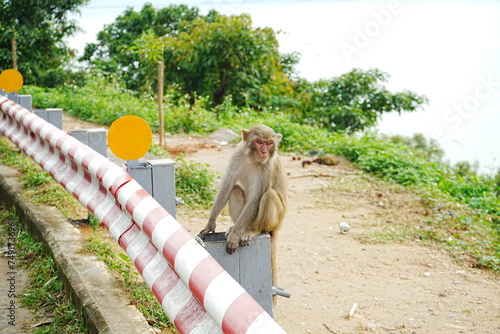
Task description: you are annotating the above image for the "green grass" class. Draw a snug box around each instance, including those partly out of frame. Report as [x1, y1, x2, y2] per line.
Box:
[80, 235, 173, 331]
[0, 139, 83, 219]
[0, 206, 88, 333]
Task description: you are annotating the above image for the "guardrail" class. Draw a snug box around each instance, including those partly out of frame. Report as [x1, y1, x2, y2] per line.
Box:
[0, 96, 286, 334]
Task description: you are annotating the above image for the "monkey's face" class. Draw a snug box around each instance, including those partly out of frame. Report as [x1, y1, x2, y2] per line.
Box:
[253, 138, 275, 162]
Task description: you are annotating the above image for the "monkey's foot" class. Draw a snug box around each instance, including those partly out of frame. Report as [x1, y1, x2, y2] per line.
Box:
[239, 231, 258, 247]
[226, 229, 258, 253]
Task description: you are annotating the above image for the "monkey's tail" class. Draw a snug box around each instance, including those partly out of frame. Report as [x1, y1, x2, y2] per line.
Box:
[270, 230, 278, 307]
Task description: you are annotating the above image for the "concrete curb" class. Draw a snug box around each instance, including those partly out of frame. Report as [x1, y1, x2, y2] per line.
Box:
[0, 165, 156, 334]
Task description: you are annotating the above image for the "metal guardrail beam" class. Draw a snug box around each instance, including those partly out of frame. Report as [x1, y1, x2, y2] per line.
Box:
[0, 96, 286, 334]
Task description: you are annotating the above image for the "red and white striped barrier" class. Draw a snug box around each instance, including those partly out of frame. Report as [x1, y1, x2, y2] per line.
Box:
[0, 96, 287, 334]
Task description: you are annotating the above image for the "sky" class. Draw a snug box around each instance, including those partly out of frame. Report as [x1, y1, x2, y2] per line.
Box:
[67, 0, 500, 174]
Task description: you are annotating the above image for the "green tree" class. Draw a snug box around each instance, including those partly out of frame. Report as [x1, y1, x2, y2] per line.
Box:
[163, 13, 292, 107]
[84, 5, 293, 107]
[80, 3, 201, 93]
[297, 68, 429, 133]
[0, 0, 89, 86]
[129, 29, 167, 93]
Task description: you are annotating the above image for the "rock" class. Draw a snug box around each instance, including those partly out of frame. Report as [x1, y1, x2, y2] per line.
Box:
[208, 128, 240, 143]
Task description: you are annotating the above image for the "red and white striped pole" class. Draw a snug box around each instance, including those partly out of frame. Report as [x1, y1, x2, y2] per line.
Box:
[0, 96, 287, 334]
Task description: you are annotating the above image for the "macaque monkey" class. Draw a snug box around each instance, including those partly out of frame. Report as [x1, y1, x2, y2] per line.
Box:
[200, 124, 288, 293]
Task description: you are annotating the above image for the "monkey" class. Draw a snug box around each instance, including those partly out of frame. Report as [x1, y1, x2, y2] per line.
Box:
[200, 124, 288, 298]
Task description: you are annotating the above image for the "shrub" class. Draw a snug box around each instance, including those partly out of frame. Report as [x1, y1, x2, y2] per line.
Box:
[174, 155, 215, 207]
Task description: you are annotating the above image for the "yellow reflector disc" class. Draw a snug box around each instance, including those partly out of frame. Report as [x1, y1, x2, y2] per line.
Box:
[0, 69, 24, 93]
[108, 115, 152, 160]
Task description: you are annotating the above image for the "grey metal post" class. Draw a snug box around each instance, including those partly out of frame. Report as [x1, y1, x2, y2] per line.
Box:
[69, 129, 108, 157]
[34, 108, 63, 129]
[7, 93, 18, 103]
[18, 95, 32, 110]
[196, 232, 275, 317]
[127, 159, 177, 218]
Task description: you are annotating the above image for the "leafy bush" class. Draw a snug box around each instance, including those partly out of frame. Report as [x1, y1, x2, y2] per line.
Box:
[17, 78, 500, 271]
[329, 133, 499, 216]
[330, 133, 444, 186]
[163, 93, 219, 134]
[24, 74, 159, 128]
[174, 155, 215, 207]
[293, 69, 429, 133]
[24, 80, 220, 135]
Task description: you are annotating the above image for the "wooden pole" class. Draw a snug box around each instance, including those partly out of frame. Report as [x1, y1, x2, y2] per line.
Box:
[11, 36, 18, 70]
[158, 61, 164, 147]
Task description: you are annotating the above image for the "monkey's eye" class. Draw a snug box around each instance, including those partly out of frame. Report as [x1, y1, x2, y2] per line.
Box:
[255, 139, 274, 146]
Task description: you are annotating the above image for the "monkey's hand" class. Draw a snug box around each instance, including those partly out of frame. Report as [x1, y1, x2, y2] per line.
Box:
[200, 221, 216, 234]
[226, 227, 241, 254]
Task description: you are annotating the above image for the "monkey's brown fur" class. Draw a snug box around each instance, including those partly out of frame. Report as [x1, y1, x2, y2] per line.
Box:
[200, 124, 288, 302]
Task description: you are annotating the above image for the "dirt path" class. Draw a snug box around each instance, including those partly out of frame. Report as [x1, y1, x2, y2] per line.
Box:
[168, 135, 500, 334]
[63, 115, 500, 334]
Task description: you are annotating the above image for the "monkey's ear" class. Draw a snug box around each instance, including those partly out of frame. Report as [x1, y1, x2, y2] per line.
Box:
[241, 129, 250, 142]
[277, 133, 283, 143]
